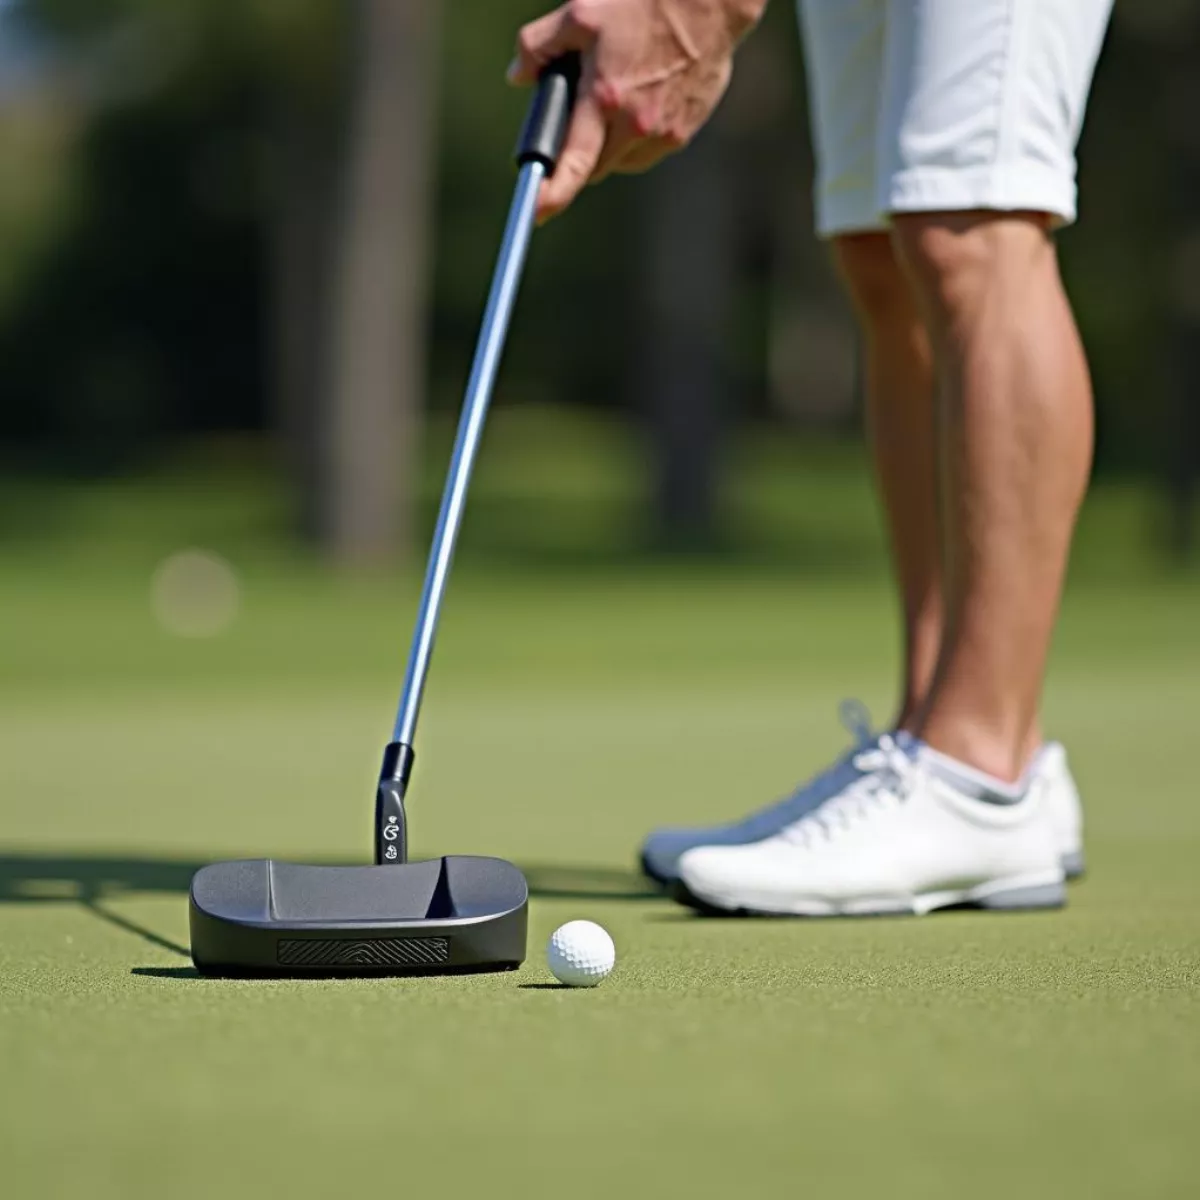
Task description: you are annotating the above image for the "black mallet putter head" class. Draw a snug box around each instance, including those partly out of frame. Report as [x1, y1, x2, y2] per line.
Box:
[188, 856, 530, 976]
[188, 56, 582, 978]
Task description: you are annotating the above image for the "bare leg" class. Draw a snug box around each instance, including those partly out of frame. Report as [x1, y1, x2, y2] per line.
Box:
[832, 233, 941, 727]
[892, 211, 1094, 782]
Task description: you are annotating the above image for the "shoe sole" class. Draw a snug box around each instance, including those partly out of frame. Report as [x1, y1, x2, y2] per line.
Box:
[1062, 850, 1086, 882]
[648, 850, 1085, 889]
[673, 869, 1067, 918]
[640, 851, 672, 889]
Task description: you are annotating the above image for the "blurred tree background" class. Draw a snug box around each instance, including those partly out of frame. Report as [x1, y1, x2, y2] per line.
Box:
[1, 0, 1198, 565]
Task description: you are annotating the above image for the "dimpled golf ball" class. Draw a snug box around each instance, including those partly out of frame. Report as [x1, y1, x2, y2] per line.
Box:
[546, 920, 616, 987]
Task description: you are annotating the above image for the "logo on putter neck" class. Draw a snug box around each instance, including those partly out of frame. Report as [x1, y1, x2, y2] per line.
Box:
[383, 814, 400, 860]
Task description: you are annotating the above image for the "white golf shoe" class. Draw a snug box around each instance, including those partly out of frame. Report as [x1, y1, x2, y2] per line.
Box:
[676, 736, 1066, 917]
[1035, 741, 1085, 880]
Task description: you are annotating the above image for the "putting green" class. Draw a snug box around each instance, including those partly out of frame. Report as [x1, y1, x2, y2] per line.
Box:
[2, 567, 1197, 1199]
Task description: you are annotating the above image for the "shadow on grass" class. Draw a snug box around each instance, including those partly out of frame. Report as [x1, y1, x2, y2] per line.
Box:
[131, 966, 201, 980]
[0, 852, 203, 958]
[0, 853, 205, 902]
[0, 853, 660, 902]
[83, 900, 191, 956]
[520, 864, 661, 901]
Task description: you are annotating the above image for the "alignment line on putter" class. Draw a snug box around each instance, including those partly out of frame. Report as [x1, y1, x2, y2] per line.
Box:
[187, 54, 582, 978]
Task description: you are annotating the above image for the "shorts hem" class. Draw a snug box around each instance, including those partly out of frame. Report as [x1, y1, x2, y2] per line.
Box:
[814, 192, 888, 239]
[885, 165, 1078, 227]
[814, 166, 1079, 239]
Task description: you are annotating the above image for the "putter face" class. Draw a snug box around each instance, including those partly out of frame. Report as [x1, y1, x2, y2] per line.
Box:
[189, 856, 528, 976]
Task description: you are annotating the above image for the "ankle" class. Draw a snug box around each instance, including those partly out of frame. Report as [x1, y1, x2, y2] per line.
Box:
[894, 689, 931, 736]
[914, 718, 1028, 784]
[1023, 726, 1045, 770]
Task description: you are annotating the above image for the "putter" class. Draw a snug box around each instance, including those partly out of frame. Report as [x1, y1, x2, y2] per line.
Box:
[189, 55, 582, 977]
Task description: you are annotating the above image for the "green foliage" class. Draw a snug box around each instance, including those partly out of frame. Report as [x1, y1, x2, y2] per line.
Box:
[0, 95, 75, 318]
[0, 1, 1196, 482]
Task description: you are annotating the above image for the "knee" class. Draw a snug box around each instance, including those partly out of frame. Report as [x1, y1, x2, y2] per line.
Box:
[891, 211, 1053, 327]
[831, 233, 919, 335]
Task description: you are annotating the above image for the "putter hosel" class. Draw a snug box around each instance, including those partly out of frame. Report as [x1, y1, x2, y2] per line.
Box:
[375, 742, 414, 865]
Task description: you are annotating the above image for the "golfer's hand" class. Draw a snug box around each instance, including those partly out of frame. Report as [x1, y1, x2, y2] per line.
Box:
[508, 0, 767, 223]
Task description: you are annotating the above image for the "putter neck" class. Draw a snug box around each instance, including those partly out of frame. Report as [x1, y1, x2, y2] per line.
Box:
[375, 742, 414, 866]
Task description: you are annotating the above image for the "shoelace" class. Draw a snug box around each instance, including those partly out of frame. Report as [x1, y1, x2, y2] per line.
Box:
[767, 700, 876, 811]
[838, 698, 875, 748]
[781, 734, 917, 847]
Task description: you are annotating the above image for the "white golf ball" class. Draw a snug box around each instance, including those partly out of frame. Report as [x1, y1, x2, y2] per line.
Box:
[546, 920, 616, 987]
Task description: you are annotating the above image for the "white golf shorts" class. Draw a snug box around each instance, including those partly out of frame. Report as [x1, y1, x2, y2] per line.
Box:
[797, 0, 1114, 237]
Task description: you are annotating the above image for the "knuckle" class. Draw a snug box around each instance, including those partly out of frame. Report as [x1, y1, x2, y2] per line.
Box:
[516, 26, 538, 58]
[593, 77, 621, 111]
[630, 105, 658, 138]
[540, 192, 568, 220]
[567, 0, 602, 35]
[558, 150, 593, 182]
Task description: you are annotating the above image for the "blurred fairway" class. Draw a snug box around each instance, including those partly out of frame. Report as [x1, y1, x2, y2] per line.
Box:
[1, 413, 1198, 1198]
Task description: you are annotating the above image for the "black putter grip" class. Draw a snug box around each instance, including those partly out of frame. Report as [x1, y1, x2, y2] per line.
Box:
[515, 53, 582, 174]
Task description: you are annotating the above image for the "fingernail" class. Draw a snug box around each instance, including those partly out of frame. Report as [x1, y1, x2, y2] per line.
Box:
[506, 57, 521, 83]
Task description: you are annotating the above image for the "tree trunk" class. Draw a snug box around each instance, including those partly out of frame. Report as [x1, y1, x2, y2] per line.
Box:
[268, 86, 338, 541]
[1167, 324, 1200, 560]
[1162, 17, 1200, 562]
[320, 0, 439, 565]
[636, 121, 736, 552]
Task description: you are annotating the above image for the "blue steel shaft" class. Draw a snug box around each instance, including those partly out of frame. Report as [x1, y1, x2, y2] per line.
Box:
[392, 161, 545, 748]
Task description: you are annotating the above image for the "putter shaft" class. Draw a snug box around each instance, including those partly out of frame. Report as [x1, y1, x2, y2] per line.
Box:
[392, 161, 546, 748]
